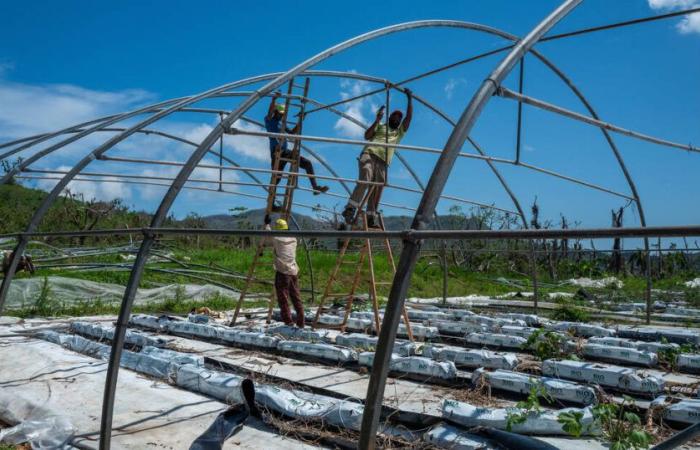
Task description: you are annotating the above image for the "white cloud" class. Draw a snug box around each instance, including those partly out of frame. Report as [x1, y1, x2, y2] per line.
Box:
[0, 78, 154, 140]
[32, 165, 133, 203]
[648, 0, 700, 34]
[224, 119, 269, 162]
[444, 78, 467, 100]
[333, 76, 378, 138]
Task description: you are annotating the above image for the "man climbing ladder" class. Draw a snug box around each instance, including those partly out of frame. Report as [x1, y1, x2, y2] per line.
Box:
[265, 92, 328, 199]
[342, 88, 412, 228]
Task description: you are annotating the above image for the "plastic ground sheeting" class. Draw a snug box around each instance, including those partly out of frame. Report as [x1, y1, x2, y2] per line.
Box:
[542, 359, 665, 395]
[277, 340, 358, 363]
[359, 352, 457, 379]
[129, 313, 171, 332]
[266, 324, 331, 342]
[221, 329, 280, 349]
[442, 399, 598, 436]
[423, 423, 496, 449]
[423, 345, 518, 370]
[587, 336, 679, 353]
[582, 343, 658, 367]
[472, 369, 597, 405]
[464, 332, 527, 349]
[71, 321, 169, 348]
[3, 276, 237, 309]
[546, 322, 616, 338]
[0, 392, 76, 450]
[426, 319, 488, 335]
[677, 354, 700, 373]
[175, 365, 245, 404]
[617, 326, 700, 345]
[651, 397, 700, 424]
[167, 320, 223, 339]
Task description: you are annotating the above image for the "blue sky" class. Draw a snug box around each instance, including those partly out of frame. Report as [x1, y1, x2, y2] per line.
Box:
[0, 0, 698, 242]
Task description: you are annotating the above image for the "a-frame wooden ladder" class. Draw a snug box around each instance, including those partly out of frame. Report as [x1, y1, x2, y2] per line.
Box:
[312, 189, 413, 340]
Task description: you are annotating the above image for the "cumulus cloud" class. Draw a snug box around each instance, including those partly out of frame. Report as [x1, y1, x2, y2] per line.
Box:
[224, 119, 269, 162]
[648, 0, 700, 34]
[333, 76, 379, 138]
[444, 78, 467, 100]
[0, 78, 154, 139]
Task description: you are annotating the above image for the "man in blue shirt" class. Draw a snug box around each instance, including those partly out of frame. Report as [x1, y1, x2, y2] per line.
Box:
[265, 93, 328, 196]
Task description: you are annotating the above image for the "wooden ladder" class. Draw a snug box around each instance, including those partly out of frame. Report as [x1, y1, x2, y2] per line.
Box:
[312, 188, 413, 340]
[229, 78, 310, 327]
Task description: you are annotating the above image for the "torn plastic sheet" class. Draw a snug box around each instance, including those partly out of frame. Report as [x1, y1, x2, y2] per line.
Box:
[188, 313, 211, 324]
[359, 352, 457, 379]
[442, 399, 598, 436]
[617, 326, 700, 345]
[70, 321, 169, 348]
[464, 332, 527, 349]
[677, 354, 700, 373]
[565, 277, 623, 289]
[546, 322, 616, 338]
[499, 325, 538, 339]
[587, 336, 679, 353]
[423, 346, 518, 370]
[542, 359, 665, 395]
[277, 341, 358, 363]
[0, 392, 76, 450]
[472, 369, 597, 405]
[422, 423, 496, 449]
[582, 343, 658, 367]
[141, 346, 203, 367]
[393, 323, 439, 340]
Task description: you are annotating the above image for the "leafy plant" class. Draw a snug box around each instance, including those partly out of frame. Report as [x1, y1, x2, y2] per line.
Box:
[560, 397, 652, 450]
[657, 338, 696, 371]
[522, 329, 568, 361]
[506, 382, 552, 431]
[551, 304, 590, 322]
[557, 410, 586, 437]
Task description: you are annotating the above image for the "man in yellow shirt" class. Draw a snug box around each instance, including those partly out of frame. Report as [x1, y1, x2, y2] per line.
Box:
[342, 89, 412, 228]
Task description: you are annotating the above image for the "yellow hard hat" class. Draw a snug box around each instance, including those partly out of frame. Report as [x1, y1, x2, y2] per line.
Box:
[274, 218, 288, 230]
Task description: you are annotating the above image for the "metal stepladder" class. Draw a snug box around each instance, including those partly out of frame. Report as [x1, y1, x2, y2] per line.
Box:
[312, 187, 414, 341]
[229, 77, 311, 327]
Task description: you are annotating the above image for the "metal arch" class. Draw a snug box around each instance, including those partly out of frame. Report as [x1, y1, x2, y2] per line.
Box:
[94, 20, 534, 449]
[358, 1, 583, 447]
[0, 11, 665, 446]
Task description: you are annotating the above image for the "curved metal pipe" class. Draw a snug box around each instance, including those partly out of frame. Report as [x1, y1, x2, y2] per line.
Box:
[358, 2, 583, 447]
[93, 20, 527, 449]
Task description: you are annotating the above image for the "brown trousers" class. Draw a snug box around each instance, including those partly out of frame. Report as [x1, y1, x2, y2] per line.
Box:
[347, 152, 387, 217]
[275, 271, 304, 327]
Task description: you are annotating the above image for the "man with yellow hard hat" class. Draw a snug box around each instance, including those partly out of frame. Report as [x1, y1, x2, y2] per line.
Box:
[264, 215, 304, 327]
[265, 93, 329, 199]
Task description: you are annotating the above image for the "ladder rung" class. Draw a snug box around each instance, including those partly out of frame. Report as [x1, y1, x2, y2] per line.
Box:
[293, 84, 306, 89]
[278, 157, 298, 163]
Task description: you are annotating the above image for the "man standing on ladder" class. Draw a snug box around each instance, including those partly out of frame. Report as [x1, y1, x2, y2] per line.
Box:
[264, 216, 305, 328]
[265, 92, 329, 198]
[341, 89, 412, 228]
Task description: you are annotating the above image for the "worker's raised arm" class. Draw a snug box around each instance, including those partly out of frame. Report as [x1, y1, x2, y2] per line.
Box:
[402, 89, 413, 132]
[266, 92, 281, 120]
[365, 106, 385, 140]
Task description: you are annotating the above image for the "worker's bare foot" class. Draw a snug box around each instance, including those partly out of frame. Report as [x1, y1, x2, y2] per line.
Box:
[313, 185, 329, 195]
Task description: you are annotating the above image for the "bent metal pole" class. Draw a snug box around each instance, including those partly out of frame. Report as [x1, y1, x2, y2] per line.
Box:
[357, 0, 583, 447]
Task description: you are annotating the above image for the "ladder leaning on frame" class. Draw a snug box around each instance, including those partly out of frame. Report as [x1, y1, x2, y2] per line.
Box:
[229, 77, 311, 327]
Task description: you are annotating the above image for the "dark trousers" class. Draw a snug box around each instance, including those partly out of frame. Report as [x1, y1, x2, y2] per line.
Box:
[271, 149, 318, 188]
[275, 271, 304, 327]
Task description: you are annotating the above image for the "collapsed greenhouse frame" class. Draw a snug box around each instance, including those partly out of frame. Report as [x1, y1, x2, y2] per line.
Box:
[1, 1, 700, 448]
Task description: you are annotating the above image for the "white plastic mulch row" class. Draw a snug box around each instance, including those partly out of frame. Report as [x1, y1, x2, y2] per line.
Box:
[71, 321, 170, 348]
[542, 359, 665, 395]
[616, 326, 700, 345]
[587, 336, 679, 354]
[423, 345, 519, 371]
[546, 322, 616, 338]
[35, 329, 491, 447]
[442, 399, 599, 436]
[472, 369, 597, 405]
[652, 397, 700, 424]
[358, 352, 457, 380]
[582, 343, 658, 367]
